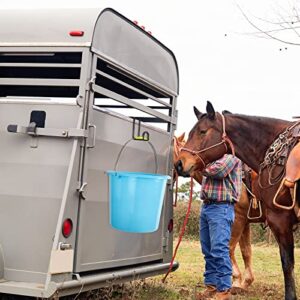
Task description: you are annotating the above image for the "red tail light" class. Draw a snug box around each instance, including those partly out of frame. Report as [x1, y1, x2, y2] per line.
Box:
[62, 219, 73, 238]
[69, 31, 84, 37]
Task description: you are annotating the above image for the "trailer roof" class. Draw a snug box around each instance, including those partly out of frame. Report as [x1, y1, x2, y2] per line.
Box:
[0, 8, 100, 46]
[0, 8, 179, 94]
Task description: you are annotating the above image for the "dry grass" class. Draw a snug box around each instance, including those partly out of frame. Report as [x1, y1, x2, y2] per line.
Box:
[64, 239, 300, 299]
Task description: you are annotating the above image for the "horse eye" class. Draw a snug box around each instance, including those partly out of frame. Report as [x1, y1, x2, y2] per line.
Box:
[200, 129, 207, 135]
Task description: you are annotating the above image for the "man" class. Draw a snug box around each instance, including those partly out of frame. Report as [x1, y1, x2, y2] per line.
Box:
[197, 154, 242, 300]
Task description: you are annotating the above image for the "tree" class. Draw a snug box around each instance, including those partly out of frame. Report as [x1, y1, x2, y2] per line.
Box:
[174, 180, 200, 201]
[237, 1, 300, 46]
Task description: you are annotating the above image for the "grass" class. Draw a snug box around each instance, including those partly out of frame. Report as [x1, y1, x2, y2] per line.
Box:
[69, 239, 300, 300]
[125, 240, 300, 300]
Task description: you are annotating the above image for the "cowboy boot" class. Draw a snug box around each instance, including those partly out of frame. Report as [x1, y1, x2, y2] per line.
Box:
[196, 285, 217, 299]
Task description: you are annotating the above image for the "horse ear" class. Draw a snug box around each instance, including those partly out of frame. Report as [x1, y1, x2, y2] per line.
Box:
[178, 132, 185, 142]
[206, 101, 216, 120]
[193, 106, 203, 120]
[222, 110, 232, 114]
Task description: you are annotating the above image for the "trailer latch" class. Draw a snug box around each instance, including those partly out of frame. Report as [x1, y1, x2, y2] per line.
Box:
[7, 123, 88, 138]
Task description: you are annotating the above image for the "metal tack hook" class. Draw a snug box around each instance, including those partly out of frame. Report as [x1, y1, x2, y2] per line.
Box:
[132, 118, 150, 141]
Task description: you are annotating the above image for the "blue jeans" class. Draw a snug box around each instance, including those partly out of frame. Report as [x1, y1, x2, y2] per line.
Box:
[200, 203, 235, 291]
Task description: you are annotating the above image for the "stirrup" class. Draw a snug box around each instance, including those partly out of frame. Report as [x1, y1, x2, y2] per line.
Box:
[273, 179, 297, 210]
[247, 197, 262, 220]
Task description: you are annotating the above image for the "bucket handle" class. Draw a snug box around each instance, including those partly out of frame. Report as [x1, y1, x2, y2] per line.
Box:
[114, 138, 158, 173]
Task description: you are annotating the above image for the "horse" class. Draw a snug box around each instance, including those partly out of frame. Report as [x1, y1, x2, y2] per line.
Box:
[173, 133, 266, 290]
[175, 101, 300, 300]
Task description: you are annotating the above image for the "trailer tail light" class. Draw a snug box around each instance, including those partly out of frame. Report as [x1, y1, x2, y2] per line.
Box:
[69, 31, 84, 37]
[62, 218, 73, 238]
[168, 219, 173, 232]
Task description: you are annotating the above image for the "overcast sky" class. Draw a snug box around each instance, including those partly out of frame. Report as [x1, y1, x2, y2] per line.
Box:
[2, 0, 300, 135]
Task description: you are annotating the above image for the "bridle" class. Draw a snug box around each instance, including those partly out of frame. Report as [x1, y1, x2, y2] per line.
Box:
[180, 113, 235, 169]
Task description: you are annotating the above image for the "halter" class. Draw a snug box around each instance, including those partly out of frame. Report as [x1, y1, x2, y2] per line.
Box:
[180, 113, 235, 169]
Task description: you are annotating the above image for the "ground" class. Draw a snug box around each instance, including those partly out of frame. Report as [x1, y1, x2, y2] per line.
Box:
[70, 239, 300, 300]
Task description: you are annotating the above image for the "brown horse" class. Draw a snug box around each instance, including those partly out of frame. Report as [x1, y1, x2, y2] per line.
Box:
[175, 101, 299, 300]
[173, 133, 265, 290]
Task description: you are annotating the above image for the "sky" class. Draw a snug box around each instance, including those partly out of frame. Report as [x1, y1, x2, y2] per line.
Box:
[1, 0, 300, 136]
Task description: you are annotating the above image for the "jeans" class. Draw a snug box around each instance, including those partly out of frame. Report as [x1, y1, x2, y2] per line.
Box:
[200, 203, 235, 292]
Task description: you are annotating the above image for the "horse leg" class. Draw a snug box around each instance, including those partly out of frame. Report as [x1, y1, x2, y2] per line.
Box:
[239, 223, 254, 289]
[230, 237, 242, 289]
[267, 211, 297, 300]
[229, 215, 246, 289]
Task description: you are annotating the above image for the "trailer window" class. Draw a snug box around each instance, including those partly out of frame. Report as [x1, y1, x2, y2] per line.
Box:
[93, 58, 173, 132]
[0, 52, 81, 98]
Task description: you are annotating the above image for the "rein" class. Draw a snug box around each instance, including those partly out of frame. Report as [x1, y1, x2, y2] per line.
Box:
[180, 113, 235, 168]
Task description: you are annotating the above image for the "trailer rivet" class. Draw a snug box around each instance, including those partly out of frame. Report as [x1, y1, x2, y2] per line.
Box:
[62, 131, 67, 136]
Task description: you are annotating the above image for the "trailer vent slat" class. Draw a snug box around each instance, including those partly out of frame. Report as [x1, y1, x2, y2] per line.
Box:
[0, 52, 82, 63]
[0, 52, 82, 98]
[94, 57, 174, 131]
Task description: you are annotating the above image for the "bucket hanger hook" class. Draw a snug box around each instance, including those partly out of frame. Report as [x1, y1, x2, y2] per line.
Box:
[132, 118, 150, 141]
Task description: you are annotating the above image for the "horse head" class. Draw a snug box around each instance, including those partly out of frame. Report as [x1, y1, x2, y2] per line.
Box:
[173, 132, 186, 164]
[175, 101, 230, 177]
[173, 132, 203, 183]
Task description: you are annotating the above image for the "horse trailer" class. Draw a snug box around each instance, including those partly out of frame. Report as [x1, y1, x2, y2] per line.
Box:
[0, 8, 179, 298]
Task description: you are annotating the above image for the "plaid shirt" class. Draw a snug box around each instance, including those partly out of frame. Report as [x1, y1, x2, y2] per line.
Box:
[201, 154, 242, 203]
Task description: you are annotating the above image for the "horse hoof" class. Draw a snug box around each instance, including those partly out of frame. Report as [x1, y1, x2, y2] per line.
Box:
[231, 286, 246, 295]
[231, 281, 242, 289]
[241, 279, 254, 290]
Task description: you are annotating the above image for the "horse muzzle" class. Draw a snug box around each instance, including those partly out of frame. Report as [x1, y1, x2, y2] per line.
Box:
[175, 160, 193, 177]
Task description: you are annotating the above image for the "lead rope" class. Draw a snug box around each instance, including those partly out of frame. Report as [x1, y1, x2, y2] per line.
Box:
[162, 177, 194, 283]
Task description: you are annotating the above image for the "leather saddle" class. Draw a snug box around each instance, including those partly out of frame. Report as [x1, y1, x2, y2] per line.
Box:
[283, 138, 300, 219]
[284, 139, 300, 188]
[272, 126, 300, 215]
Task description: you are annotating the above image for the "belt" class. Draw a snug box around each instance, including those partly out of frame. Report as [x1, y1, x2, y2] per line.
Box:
[202, 200, 235, 205]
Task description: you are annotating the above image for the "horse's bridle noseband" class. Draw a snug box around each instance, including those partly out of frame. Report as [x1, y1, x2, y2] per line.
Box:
[180, 113, 235, 169]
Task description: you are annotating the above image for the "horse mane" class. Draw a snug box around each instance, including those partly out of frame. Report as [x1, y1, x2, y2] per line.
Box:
[229, 113, 292, 125]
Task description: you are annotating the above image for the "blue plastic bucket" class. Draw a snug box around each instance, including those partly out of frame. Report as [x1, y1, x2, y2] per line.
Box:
[107, 171, 170, 233]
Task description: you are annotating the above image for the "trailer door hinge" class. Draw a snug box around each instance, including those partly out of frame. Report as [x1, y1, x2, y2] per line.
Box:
[162, 231, 170, 251]
[78, 182, 87, 200]
[87, 76, 96, 92]
[59, 242, 72, 250]
[87, 124, 96, 148]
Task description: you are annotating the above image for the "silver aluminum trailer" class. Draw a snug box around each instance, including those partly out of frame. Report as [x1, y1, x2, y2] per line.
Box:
[0, 8, 179, 298]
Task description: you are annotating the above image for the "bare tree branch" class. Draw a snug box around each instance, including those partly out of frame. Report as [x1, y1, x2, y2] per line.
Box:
[244, 25, 300, 36]
[236, 3, 300, 46]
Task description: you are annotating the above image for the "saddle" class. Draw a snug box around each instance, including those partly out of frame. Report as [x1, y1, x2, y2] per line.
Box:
[284, 140, 300, 188]
[261, 122, 300, 214]
[284, 139, 300, 219]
